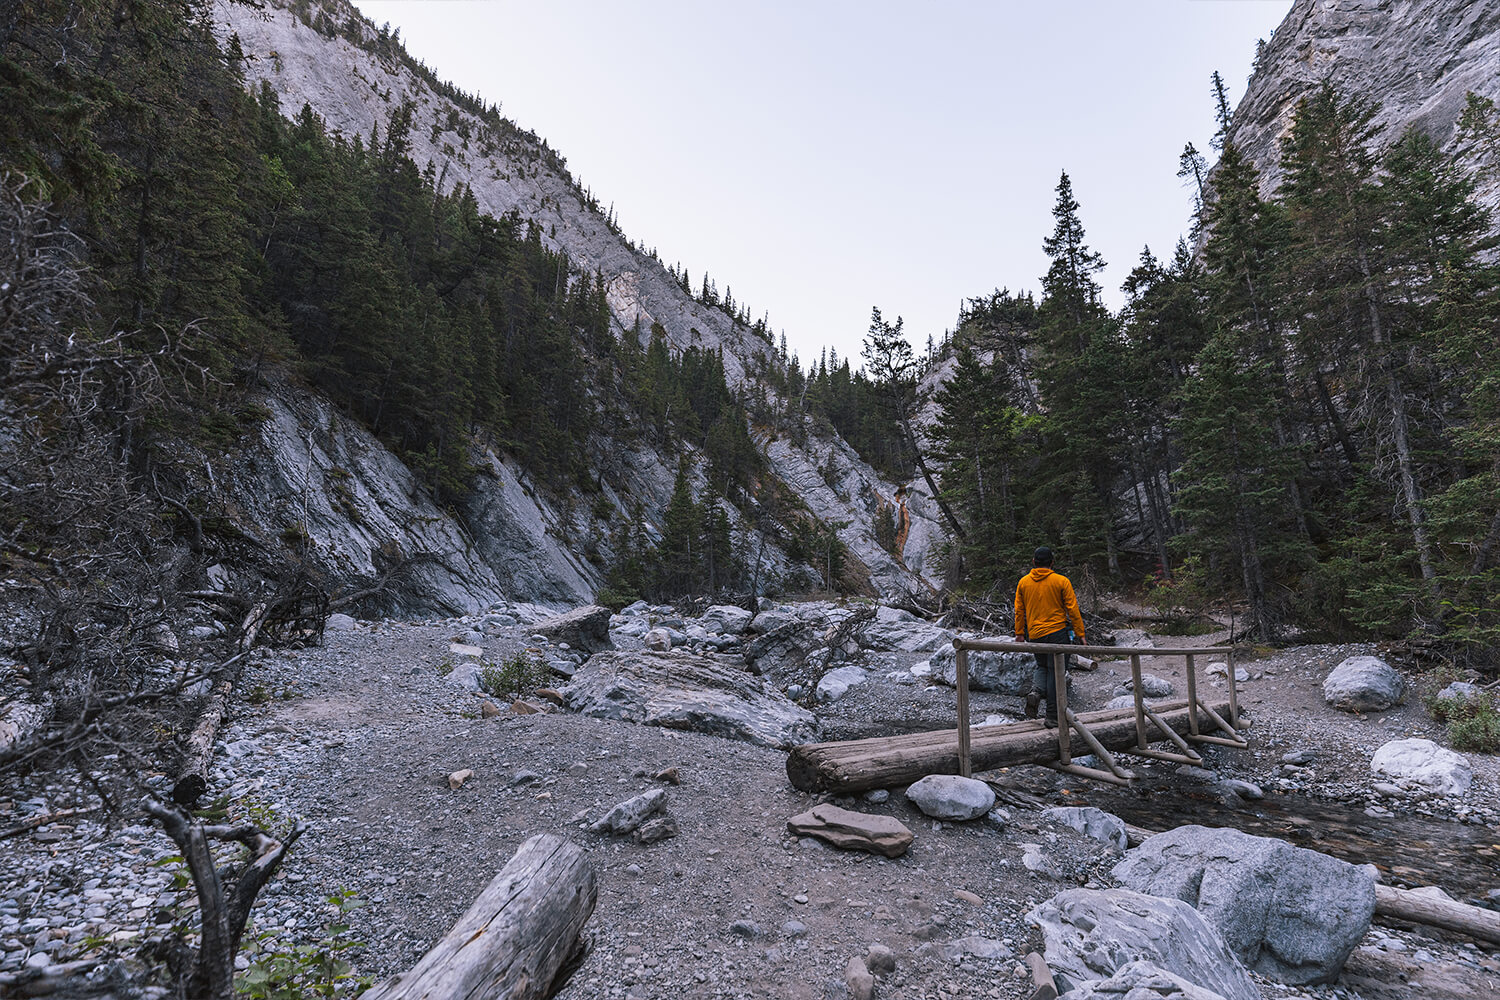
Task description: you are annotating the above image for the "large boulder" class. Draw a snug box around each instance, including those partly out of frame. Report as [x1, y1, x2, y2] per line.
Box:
[560, 650, 816, 747]
[532, 604, 614, 653]
[699, 604, 754, 635]
[1027, 888, 1259, 1000]
[905, 774, 995, 821]
[1041, 806, 1129, 852]
[1321, 655, 1405, 712]
[1059, 961, 1233, 1000]
[742, 618, 823, 682]
[929, 643, 1037, 695]
[1112, 825, 1374, 984]
[1370, 738, 1472, 797]
[857, 606, 951, 653]
[786, 804, 913, 858]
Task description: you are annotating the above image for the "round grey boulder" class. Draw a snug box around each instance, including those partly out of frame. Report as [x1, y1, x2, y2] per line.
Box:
[1322, 655, 1405, 712]
[905, 774, 996, 821]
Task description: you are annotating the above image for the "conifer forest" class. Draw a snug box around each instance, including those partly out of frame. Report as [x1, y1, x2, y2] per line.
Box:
[4, 1, 1500, 666]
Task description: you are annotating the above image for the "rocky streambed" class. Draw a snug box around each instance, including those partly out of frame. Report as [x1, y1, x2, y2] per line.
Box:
[1, 599, 1497, 999]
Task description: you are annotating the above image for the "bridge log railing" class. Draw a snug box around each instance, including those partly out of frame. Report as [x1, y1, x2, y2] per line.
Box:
[952, 637, 1248, 784]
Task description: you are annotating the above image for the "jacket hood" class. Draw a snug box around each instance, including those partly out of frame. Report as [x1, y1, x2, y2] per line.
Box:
[1029, 567, 1053, 581]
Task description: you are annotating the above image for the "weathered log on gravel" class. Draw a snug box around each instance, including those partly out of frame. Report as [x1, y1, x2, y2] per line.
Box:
[1373, 883, 1500, 946]
[362, 834, 597, 1000]
[172, 603, 266, 804]
[786, 699, 1233, 793]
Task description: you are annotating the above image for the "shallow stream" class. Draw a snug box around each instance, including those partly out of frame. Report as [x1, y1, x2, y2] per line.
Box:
[1059, 776, 1500, 904]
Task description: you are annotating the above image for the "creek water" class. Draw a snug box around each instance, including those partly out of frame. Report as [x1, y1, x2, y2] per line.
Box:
[1056, 777, 1500, 904]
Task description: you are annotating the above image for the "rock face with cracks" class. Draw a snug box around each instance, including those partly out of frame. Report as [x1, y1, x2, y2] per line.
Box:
[1027, 887, 1261, 1000]
[560, 650, 816, 747]
[1112, 825, 1374, 985]
[1228, 0, 1500, 214]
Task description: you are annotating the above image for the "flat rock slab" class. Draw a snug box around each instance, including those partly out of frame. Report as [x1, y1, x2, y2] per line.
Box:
[1113, 825, 1374, 985]
[1060, 960, 1232, 1000]
[929, 644, 1035, 694]
[1028, 887, 1260, 1000]
[786, 803, 913, 858]
[561, 650, 816, 748]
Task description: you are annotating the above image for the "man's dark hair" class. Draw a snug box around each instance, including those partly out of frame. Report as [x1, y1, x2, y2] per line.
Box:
[1033, 546, 1054, 567]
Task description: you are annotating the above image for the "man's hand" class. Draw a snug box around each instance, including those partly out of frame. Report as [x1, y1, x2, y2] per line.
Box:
[1073, 634, 1085, 645]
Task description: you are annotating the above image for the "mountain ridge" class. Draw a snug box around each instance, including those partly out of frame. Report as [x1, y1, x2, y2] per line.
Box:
[211, 0, 948, 610]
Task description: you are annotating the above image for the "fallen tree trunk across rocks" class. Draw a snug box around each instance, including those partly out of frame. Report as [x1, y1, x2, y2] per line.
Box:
[1372, 884, 1500, 946]
[361, 834, 597, 1000]
[786, 698, 1234, 794]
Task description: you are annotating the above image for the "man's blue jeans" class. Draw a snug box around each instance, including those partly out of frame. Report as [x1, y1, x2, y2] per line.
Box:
[1031, 629, 1071, 723]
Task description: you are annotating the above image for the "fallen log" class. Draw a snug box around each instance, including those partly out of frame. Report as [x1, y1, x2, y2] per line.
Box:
[361, 834, 597, 1000]
[1373, 884, 1500, 946]
[786, 698, 1234, 794]
[172, 603, 265, 804]
[1123, 823, 1500, 946]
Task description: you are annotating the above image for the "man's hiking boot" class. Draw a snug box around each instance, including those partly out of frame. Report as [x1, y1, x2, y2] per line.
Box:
[1043, 717, 1059, 729]
[1024, 691, 1040, 720]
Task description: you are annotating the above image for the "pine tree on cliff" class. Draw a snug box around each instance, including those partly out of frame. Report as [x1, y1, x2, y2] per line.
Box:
[1034, 172, 1124, 575]
[658, 460, 700, 598]
[1278, 82, 1441, 616]
[861, 308, 967, 542]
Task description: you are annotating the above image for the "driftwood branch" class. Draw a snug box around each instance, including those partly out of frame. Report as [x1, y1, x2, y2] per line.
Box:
[361, 834, 596, 1000]
[0, 805, 100, 841]
[328, 552, 439, 611]
[143, 796, 306, 1000]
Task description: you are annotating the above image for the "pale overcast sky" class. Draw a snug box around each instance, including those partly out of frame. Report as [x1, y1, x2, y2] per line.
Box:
[355, 0, 1294, 367]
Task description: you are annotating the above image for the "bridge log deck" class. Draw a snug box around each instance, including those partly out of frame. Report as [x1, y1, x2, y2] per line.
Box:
[786, 698, 1235, 794]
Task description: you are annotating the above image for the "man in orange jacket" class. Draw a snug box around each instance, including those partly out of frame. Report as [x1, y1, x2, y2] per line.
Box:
[1014, 546, 1085, 728]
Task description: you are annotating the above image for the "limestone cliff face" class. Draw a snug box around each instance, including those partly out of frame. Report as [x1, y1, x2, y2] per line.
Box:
[1228, 0, 1500, 205]
[212, 0, 943, 608]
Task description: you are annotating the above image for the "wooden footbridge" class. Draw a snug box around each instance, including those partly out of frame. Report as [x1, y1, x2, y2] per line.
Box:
[787, 638, 1250, 792]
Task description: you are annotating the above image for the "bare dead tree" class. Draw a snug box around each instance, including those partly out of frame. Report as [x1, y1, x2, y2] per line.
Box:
[143, 797, 307, 1000]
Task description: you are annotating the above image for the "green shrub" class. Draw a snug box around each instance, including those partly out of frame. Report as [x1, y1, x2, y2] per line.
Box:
[479, 653, 543, 700]
[1422, 669, 1500, 752]
[237, 890, 372, 999]
[1449, 700, 1500, 753]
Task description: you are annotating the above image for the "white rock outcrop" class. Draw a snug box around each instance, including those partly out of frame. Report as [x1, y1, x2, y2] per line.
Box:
[1370, 738, 1472, 797]
[1113, 826, 1375, 985]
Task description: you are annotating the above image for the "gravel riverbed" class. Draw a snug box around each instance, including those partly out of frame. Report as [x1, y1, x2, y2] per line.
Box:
[2, 606, 1497, 999]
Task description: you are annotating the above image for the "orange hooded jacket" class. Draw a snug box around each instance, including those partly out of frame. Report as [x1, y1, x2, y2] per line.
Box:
[1014, 567, 1084, 642]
